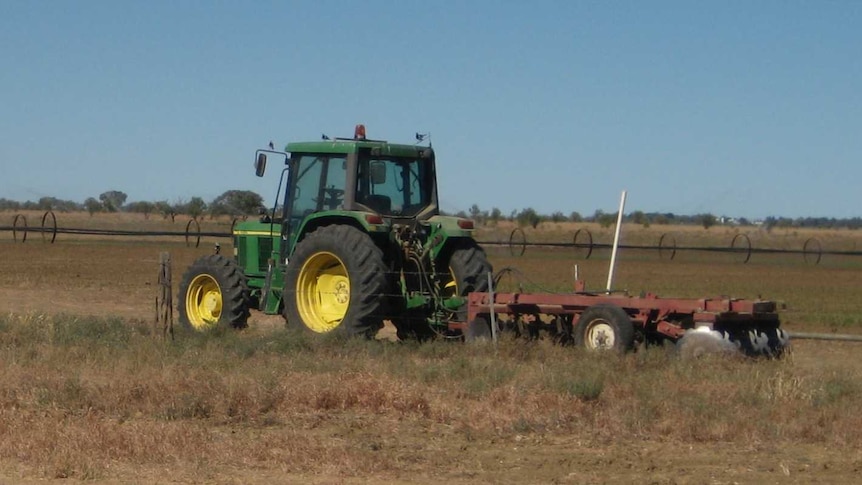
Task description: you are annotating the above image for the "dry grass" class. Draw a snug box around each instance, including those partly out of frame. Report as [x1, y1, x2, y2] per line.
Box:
[3, 212, 862, 482]
[2, 314, 862, 481]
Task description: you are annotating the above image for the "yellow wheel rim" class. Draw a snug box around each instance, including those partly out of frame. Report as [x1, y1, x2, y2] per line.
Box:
[442, 266, 461, 324]
[186, 274, 223, 330]
[296, 251, 350, 333]
[443, 266, 460, 297]
[584, 319, 615, 350]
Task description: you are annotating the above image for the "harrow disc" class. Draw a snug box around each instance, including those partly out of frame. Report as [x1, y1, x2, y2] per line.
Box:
[676, 327, 741, 359]
[677, 326, 790, 359]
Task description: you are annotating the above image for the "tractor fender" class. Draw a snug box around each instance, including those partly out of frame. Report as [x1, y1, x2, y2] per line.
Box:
[289, 210, 389, 254]
[425, 215, 477, 260]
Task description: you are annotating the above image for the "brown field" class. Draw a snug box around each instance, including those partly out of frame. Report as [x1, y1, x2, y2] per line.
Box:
[2, 211, 862, 483]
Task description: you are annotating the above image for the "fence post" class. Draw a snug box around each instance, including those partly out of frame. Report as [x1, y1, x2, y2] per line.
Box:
[155, 252, 174, 340]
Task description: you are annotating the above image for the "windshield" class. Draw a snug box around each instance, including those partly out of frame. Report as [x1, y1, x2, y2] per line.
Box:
[356, 156, 432, 217]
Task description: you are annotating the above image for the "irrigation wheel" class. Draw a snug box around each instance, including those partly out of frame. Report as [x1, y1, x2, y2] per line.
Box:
[574, 304, 635, 353]
[283, 225, 388, 337]
[178, 254, 250, 331]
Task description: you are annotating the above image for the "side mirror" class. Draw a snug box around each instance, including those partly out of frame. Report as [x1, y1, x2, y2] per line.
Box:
[370, 161, 387, 185]
[254, 153, 267, 177]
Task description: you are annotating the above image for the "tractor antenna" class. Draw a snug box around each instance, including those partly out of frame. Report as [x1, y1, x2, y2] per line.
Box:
[415, 132, 431, 147]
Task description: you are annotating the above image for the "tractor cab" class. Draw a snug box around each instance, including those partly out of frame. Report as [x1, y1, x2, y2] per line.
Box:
[256, 125, 440, 248]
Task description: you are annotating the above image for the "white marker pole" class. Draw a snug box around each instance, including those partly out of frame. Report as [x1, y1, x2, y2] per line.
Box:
[488, 271, 497, 343]
[606, 190, 627, 293]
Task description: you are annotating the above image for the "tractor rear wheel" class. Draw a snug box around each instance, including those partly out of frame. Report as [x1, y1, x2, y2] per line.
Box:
[178, 254, 250, 331]
[392, 241, 492, 341]
[443, 242, 493, 321]
[574, 304, 635, 353]
[465, 315, 493, 342]
[283, 225, 387, 337]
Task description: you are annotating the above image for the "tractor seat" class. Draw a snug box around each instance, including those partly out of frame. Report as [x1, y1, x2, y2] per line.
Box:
[363, 194, 391, 214]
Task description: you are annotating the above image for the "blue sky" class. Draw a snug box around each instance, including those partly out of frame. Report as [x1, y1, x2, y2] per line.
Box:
[1, 1, 860, 219]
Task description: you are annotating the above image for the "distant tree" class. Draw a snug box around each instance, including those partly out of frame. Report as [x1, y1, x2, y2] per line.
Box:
[53, 199, 81, 212]
[183, 197, 207, 220]
[0, 198, 21, 211]
[37, 197, 58, 211]
[569, 211, 582, 223]
[597, 212, 617, 228]
[210, 190, 265, 217]
[126, 201, 155, 219]
[489, 207, 502, 225]
[99, 190, 127, 212]
[468, 204, 483, 224]
[699, 213, 717, 230]
[630, 210, 647, 225]
[84, 197, 102, 217]
[550, 211, 566, 223]
[154, 200, 176, 222]
[516, 208, 541, 229]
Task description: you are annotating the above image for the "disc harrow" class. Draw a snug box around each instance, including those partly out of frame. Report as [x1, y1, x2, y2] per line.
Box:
[460, 282, 789, 357]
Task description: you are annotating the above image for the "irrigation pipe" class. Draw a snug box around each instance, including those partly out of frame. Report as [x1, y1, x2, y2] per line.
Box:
[788, 332, 862, 342]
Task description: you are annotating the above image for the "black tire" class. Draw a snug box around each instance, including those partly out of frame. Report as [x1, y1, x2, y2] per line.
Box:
[391, 241, 492, 341]
[574, 304, 635, 353]
[283, 225, 388, 337]
[178, 254, 250, 332]
[464, 316, 492, 342]
[443, 241, 493, 320]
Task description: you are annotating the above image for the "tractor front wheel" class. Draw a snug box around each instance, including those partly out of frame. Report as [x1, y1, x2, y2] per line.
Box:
[178, 254, 250, 331]
[283, 225, 388, 337]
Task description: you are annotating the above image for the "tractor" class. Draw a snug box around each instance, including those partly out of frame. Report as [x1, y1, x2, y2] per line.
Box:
[177, 125, 492, 339]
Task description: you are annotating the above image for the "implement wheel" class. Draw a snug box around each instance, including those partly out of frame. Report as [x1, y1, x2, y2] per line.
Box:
[284, 225, 388, 337]
[574, 304, 635, 353]
[178, 254, 249, 331]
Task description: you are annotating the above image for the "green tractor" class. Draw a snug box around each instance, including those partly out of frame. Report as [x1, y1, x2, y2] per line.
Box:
[178, 125, 492, 339]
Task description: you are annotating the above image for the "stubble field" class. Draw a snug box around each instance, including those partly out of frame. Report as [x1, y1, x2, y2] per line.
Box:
[2, 211, 862, 483]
